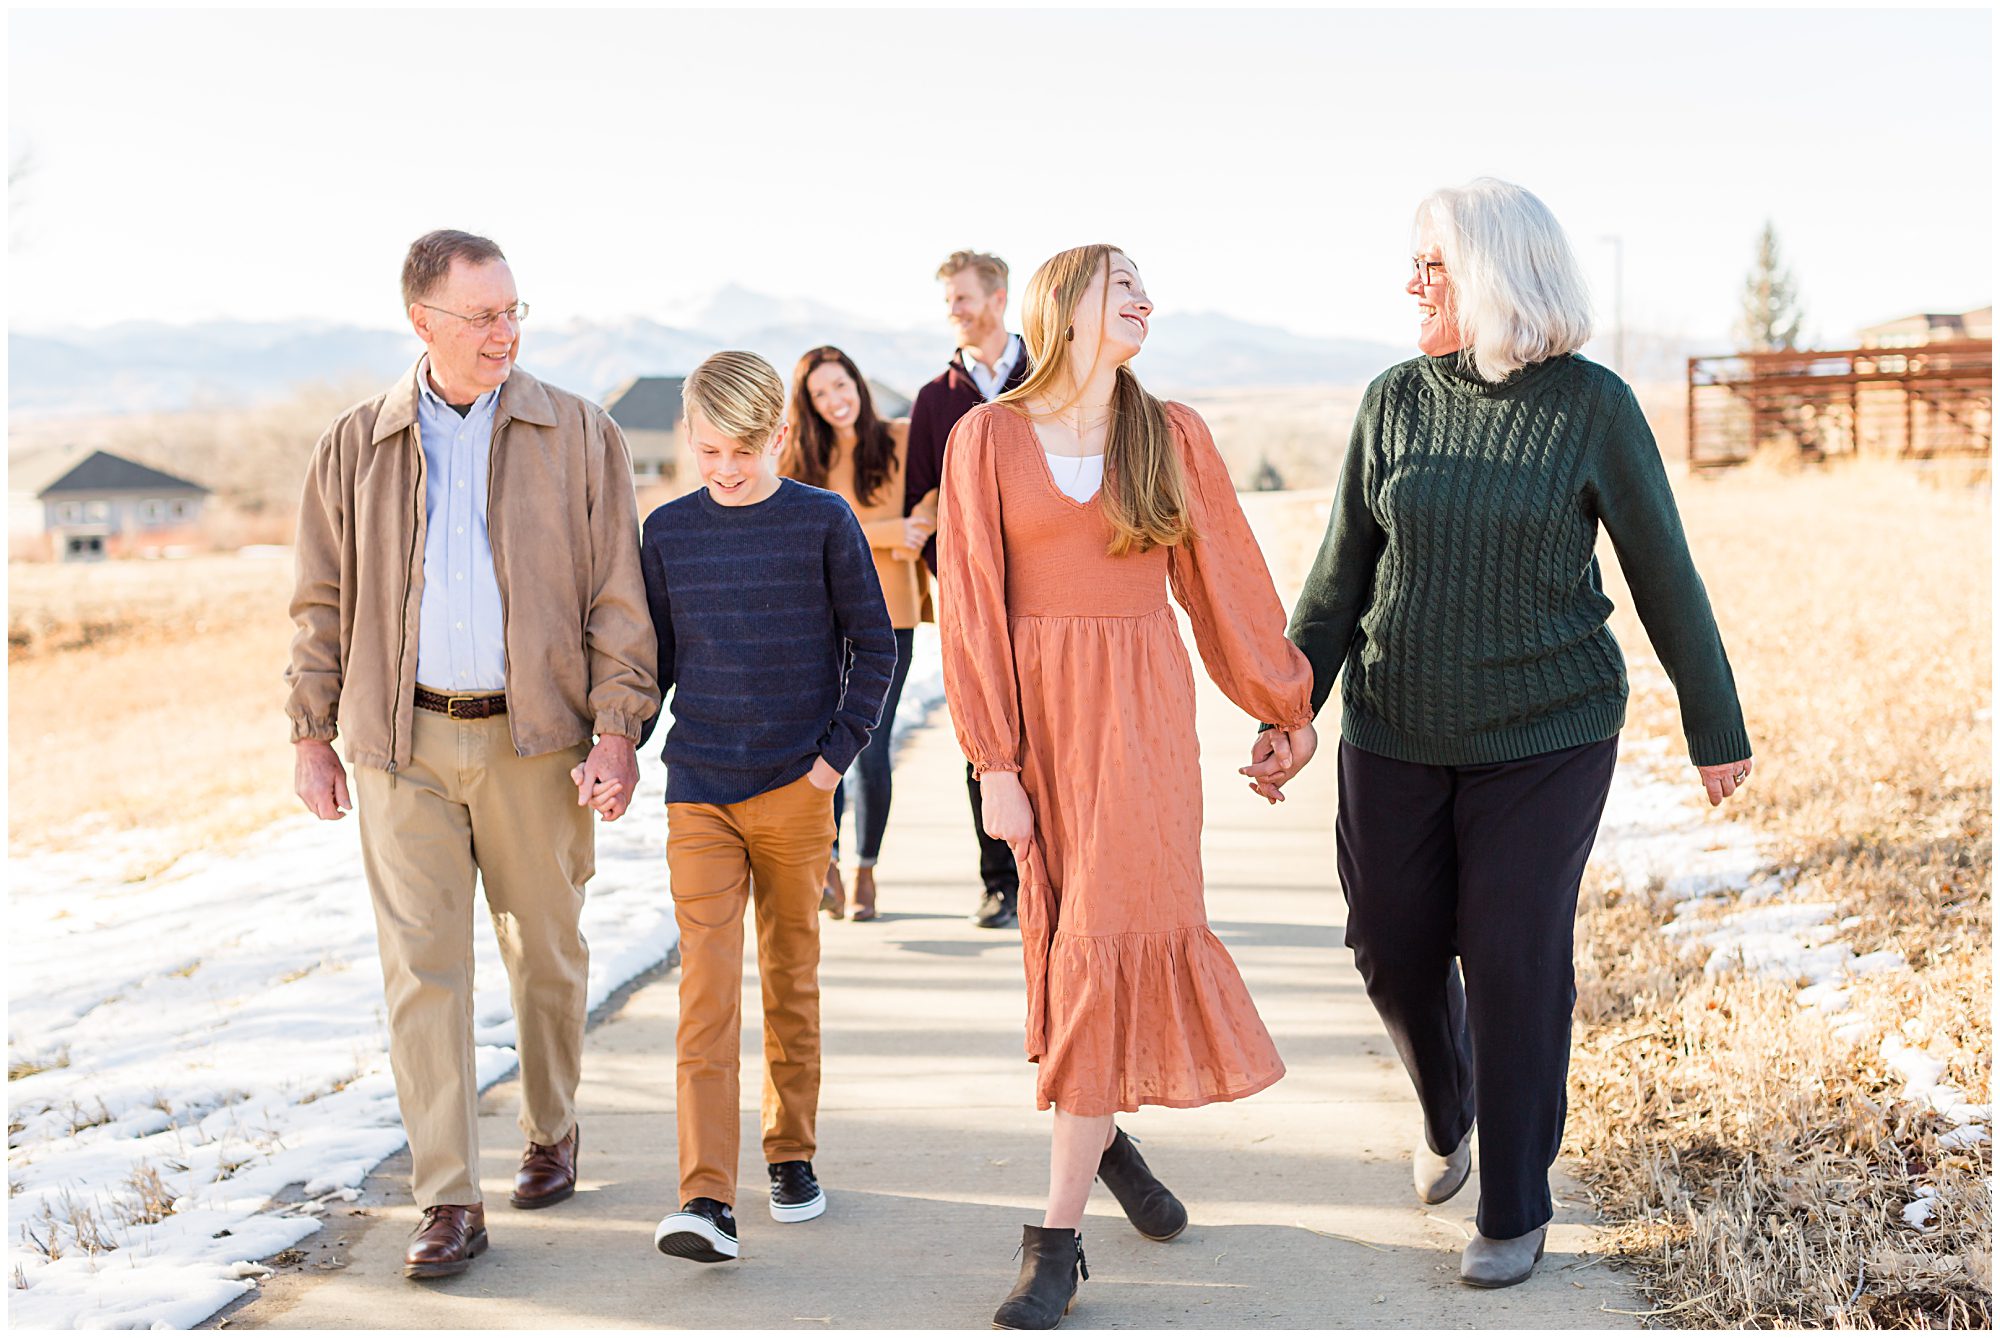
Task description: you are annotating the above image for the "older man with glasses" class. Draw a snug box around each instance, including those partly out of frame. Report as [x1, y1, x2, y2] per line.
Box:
[286, 229, 658, 1280]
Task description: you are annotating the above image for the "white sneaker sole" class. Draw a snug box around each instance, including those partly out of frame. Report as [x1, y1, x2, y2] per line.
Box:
[654, 1213, 739, 1262]
[769, 1189, 826, 1223]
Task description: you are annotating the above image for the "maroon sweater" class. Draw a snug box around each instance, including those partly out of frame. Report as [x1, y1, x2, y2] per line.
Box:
[903, 344, 1032, 573]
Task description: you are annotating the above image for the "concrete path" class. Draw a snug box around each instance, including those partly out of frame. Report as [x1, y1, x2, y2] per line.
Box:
[220, 498, 1639, 1330]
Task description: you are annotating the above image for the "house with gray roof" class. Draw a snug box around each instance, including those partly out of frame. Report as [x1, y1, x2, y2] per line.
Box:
[37, 450, 210, 561]
[603, 376, 685, 481]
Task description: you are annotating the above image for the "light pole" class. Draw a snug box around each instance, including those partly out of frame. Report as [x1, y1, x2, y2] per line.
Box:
[1600, 234, 1625, 376]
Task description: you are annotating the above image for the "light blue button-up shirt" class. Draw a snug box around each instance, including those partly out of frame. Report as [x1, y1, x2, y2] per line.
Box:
[415, 358, 508, 691]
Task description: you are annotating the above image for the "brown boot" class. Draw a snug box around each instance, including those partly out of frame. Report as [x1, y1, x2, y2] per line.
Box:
[820, 860, 846, 919]
[851, 867, 879, 921]
[404, 1203, 487, 1279]
[512, 1124, 579, 1209]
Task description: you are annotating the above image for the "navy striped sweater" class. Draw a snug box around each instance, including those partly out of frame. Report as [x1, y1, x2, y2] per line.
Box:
[639, 479, 895, 805]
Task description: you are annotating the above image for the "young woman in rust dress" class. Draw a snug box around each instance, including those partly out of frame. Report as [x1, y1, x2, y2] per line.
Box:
[939, 244, 1317, 1329]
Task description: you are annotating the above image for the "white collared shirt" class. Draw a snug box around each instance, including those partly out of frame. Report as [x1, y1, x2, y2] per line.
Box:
[961, 333, 1023, 402]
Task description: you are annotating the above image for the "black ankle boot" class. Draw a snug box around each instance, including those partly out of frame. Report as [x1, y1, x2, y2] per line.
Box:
[1096, 1128, 1188, 1242]
[991, 1225, 1088, 1330]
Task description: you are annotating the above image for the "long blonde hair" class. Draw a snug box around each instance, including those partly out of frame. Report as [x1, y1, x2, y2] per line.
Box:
[997, 244, 1193, 556]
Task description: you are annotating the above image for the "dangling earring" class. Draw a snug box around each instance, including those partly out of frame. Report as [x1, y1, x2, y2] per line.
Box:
[1065, 325, 1074, 342]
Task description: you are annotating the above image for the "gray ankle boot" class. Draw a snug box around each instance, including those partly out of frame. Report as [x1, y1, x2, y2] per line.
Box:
[1459, 1225, 1546, 1288]
[1413, 1129, 1472, 1205]
[991, 1225, 1087, 1329]
[1096, 1128, 1188, 1242]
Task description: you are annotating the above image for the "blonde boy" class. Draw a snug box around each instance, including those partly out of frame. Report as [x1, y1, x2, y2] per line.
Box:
[637, 352, 895, 1262]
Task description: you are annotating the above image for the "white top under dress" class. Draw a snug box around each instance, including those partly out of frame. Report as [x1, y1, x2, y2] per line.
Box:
[1045, 452, 1104, 504]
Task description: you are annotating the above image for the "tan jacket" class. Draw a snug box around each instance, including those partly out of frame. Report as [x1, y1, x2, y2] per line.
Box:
[807, 420, 936, 629]
[286, 361, 659, 772]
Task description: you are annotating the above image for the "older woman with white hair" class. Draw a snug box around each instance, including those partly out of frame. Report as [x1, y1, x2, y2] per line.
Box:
[1248, 178, 1754, 1288]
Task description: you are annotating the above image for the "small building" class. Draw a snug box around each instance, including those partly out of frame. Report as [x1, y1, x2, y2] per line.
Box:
[1858, 306, 1993, 349]
[603, 376, 685, 482]
[36, 450, 211, 561]
[867, 380, 912, 419]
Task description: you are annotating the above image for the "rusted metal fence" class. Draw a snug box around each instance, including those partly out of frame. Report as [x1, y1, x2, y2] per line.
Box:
[1686, 340, 1992, 469]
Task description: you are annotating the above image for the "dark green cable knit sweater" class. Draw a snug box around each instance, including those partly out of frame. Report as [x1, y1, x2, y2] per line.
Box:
[1288, 352, 1751, 768]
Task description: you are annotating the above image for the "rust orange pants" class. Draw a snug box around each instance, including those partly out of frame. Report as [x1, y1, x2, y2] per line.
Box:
[666, 774, 836, 1206]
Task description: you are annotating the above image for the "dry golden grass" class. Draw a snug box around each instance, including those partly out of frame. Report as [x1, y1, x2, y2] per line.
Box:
[1570, 456, 1991, 1328]
[7, 555, 297, 866]
[1180, 385, 1365, 489]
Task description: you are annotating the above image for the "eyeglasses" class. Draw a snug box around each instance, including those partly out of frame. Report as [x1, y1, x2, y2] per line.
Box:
[1410, 257, 1447, 288]
[419, 301, 530, 331]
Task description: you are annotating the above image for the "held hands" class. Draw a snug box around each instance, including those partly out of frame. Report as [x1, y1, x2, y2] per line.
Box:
[1240, 722, 1319, 803]
[902, 514, 937, 552]
[979, 770, 1035, 861]
[569, 734, 639, 822]
[805, 757, 843, 792]
[1696, 757, 1754, 807]
[294, 739, 352, 820]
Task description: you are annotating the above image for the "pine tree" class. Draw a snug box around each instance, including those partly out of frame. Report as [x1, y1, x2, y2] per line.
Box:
[1735, 221, 1805, 351]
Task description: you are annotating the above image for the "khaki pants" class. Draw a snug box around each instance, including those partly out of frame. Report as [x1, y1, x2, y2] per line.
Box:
[355, 703, 593, 1208]
[667, 774, 836, 1207]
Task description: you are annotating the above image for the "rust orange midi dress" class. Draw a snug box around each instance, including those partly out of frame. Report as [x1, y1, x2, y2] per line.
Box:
[939, 400, 1315, 1116]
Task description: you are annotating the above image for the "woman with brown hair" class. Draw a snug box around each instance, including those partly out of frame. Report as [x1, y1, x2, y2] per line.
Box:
[782, 346, 934, 922]
[939, 246, 1316, 1328]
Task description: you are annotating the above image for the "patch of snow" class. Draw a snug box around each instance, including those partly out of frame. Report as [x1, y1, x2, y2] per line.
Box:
[1591, 733, 1770, 903]
[1902, 1192, 1938, 1229]
[1849, 950, 1907, 975]
[1796, 982, 1851, 1012]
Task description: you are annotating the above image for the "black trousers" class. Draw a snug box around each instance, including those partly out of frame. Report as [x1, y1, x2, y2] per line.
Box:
[965, 764, 1019, 898]
[1336, 735, 1618, 1240]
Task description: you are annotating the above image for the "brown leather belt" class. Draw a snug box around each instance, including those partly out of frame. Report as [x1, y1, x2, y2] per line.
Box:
[415, 686, 508, 720]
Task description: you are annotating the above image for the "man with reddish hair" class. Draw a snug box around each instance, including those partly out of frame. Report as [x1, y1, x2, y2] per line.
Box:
[903, 250, 1028, 929]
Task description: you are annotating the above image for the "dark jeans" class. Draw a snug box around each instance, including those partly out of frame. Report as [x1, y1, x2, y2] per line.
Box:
[833, 627, 914, 866]
[1335, 735, 1618, 1240]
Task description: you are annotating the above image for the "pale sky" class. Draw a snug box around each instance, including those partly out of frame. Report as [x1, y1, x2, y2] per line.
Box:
[8, 7, 1992, 346]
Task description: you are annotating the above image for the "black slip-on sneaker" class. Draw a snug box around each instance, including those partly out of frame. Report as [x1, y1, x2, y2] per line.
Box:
[654, 1197, 739, 1262]
[768, 1160, 827, 1223]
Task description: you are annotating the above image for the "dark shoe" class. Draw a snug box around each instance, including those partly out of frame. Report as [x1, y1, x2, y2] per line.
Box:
[1414, 1128, 1472, 1205]
[1096, 1128, 1188, 1242]
[851, 867, 879, 921]
[1459, 1225, 1547, 1288]
[654, 1197, 739, 1263]
[511, 1124, 579, 1209]
[974, 888, 1018, 929]
[404, 1203, 487, 1279]
[768, 1159, 827, 1222]
[991, 1225, 1087, 1329]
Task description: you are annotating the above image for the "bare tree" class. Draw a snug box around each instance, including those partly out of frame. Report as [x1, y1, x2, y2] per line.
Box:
[1734, 220, 1805, 351]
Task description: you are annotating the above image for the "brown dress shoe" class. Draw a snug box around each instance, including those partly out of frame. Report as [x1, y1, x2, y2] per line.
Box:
[512, 1124, 579, 1209]
[404, 1203, 487, 1279]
